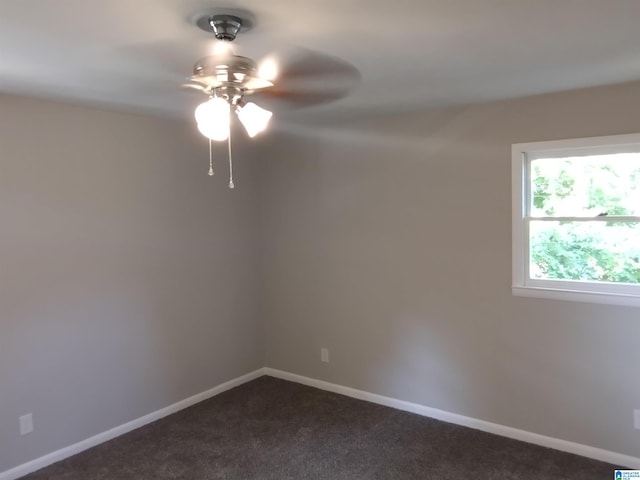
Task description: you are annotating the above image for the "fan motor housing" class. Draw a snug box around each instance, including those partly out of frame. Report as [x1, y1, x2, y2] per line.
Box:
[194, 55, 257, 79]
[187, 55, 273, 96]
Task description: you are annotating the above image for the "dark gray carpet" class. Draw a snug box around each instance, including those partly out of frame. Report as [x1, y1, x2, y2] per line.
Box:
[22, 376, 619, 479]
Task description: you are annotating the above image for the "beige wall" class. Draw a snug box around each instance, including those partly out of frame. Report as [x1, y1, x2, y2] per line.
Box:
[0, 95, 263, 471]
[3, 80, 640, 472]
[259, 81, 640, 458]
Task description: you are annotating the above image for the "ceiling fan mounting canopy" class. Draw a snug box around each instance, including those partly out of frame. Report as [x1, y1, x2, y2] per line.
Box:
[195, 12, 254, 41]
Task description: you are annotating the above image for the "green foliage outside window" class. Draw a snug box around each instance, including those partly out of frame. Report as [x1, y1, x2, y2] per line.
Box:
[529, 154, 640, 284]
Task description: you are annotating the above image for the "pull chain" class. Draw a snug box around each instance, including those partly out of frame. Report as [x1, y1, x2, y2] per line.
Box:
[228, 125, 234, 189]
[208, 138, 214, 176]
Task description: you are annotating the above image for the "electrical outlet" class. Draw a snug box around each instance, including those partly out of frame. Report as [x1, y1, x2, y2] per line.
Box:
[20, 413, 33, 435]
[321, 348, 329, 363]
[634, 409, 640, 430]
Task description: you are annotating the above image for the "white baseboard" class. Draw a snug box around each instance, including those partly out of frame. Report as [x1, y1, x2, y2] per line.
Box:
[264, 367, 640, 469]
[0, 368, 266, 480]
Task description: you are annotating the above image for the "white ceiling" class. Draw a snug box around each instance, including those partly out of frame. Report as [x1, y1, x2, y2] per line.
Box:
[3, 0, 640, 123]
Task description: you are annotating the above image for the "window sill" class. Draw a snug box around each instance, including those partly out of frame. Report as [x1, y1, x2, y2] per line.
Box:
[512, 286, 640, 308]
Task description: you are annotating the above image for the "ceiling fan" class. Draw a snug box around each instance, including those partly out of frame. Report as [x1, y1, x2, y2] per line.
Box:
[183, 9, 360, 187]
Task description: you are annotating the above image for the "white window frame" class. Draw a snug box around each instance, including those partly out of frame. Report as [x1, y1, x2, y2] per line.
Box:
[512, 133, 640, 307]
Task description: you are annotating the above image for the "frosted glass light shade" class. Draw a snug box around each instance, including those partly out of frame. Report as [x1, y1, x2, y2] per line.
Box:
[237, 102, 272, 138]
[195, 98, 230, 141]
[197, 121, 229, 142]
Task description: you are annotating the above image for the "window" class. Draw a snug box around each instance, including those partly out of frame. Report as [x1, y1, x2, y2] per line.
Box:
[512, 134, 640, 307]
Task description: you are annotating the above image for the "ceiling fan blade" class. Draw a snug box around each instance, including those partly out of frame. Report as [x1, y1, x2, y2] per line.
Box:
[252, 47, 360, 109]
[252, 89, 354, 110]
[181, 82, 208, 93]
[266, 47, 359, 81]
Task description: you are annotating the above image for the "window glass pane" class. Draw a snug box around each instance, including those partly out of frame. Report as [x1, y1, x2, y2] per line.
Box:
[529, 221, 640, 283]
[530, 153, 640, 217]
